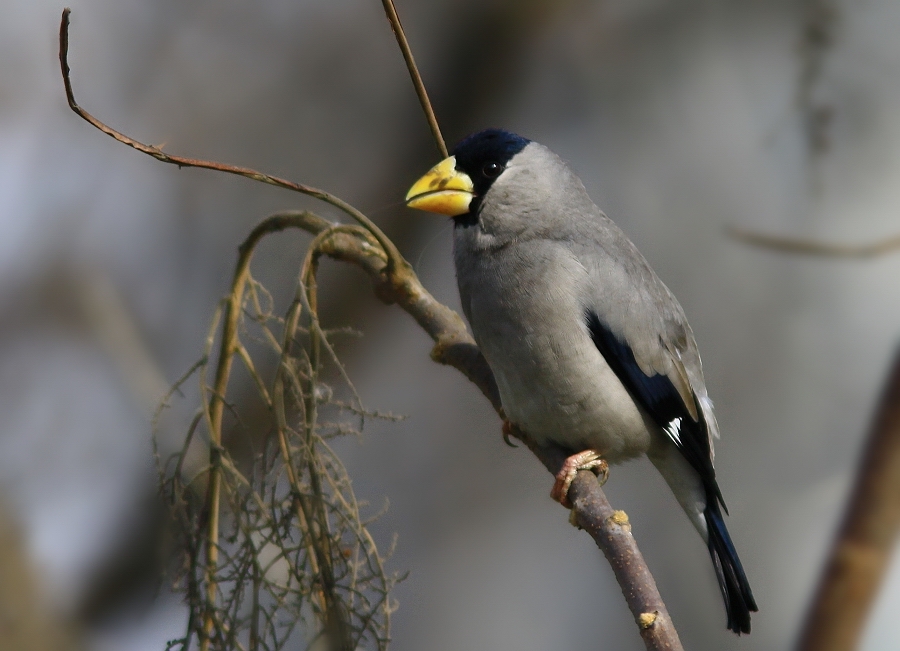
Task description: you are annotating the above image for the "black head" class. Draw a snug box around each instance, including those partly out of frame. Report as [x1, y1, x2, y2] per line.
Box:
[451, 129, 530, 222]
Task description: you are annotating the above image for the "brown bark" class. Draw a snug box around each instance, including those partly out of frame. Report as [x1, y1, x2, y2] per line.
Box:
[797, 348, 900, 651]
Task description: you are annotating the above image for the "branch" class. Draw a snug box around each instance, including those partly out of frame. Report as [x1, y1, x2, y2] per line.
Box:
[202, 211, 358, 650]
[797, 347, 900, 651]
[380, 0, 448, 158]
[729, 226, 900, 258]
[253, 213, 684, 651]
[520, 437, 684, 650]
[58, 9, 682, 650]
[58, 8, 401, 273]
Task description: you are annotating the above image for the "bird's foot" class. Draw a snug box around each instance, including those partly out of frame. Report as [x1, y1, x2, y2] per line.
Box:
[551, 450, 609, 508]
[501, 420, 519, 447]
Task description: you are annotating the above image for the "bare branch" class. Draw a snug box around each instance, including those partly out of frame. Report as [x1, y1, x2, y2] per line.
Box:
[58, 8, 402, 272]
[518, 434, 684, 651]
[797, 348, 900, 651]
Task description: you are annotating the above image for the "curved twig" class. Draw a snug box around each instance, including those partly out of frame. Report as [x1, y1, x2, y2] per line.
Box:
[273, 232, 353, 650]
[58, 8, 403, 274]
[200, 211, 331, 650]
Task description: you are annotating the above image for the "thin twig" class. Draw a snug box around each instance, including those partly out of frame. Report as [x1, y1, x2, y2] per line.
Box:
[380, 0, 448, 158]
[58, 8, 403, 273]
[296, 229, 356, 649]
[729, 226, 900, 258]
[200, 213, 327, 650]
[194, 303, 224, 651]
[152, 355, 208, 432]
[236, 344, 273, 408]
[797, 347, 900, 651]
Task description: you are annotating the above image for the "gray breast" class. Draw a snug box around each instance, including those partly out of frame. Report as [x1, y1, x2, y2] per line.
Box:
[454, 236, 654, 461]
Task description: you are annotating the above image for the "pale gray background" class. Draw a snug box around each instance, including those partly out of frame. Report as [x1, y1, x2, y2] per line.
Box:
[3, 1, 900, 650]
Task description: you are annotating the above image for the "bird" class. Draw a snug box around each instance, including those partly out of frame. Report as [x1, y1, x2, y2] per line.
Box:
[405, 128, 758, 634]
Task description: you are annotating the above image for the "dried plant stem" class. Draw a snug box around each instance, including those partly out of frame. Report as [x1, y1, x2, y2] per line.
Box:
[198, 211, 332, 650]
[797, 348, 900, 651]
[199, 465, 221, 649]
[380, 0, 448, 158]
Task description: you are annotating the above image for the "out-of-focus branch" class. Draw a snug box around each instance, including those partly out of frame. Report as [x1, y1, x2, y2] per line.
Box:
[797, 0, 838, 159]
[729, 226, 900, 258]
[797, 348, 900, 651]
[200, 211, 360, 650]
[78, 270, 170, 414]
[59, 8, 682, 649]
[0, 501, 78, 651]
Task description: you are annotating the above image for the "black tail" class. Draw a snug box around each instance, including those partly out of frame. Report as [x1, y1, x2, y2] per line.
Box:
[704, 492, 758, 634]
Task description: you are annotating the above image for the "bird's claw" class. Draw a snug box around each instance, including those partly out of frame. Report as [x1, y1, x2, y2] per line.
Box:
[551, 449, 609, 508]
[501, 420, 519, 448]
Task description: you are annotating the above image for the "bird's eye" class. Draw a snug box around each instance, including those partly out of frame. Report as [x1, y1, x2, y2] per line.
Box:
[482, 162, 503, 178]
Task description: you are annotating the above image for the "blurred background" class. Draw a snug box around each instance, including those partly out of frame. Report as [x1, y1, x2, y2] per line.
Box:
[3, 0, 900, 649]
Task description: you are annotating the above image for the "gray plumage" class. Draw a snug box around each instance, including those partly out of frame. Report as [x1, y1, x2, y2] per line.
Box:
[455, 142, 716, 463]
[408, 128, 756, 633]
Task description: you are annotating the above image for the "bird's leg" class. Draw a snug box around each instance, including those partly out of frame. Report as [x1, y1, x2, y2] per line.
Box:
[501, 420, 519, 447]
[551, 450, 609, 508]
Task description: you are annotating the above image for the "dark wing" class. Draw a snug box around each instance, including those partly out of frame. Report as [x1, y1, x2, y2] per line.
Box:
[586, 310, 760, 633]
[585, 310, 725, 510]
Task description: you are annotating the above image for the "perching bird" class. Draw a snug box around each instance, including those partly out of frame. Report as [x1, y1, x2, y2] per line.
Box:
[405, 129, 757, 634]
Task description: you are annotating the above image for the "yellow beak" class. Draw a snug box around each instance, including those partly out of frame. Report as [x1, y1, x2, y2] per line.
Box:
[405, 156, 474, 216]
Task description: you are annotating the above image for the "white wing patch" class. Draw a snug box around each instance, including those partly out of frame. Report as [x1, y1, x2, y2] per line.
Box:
[664, 417, 683, 446]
